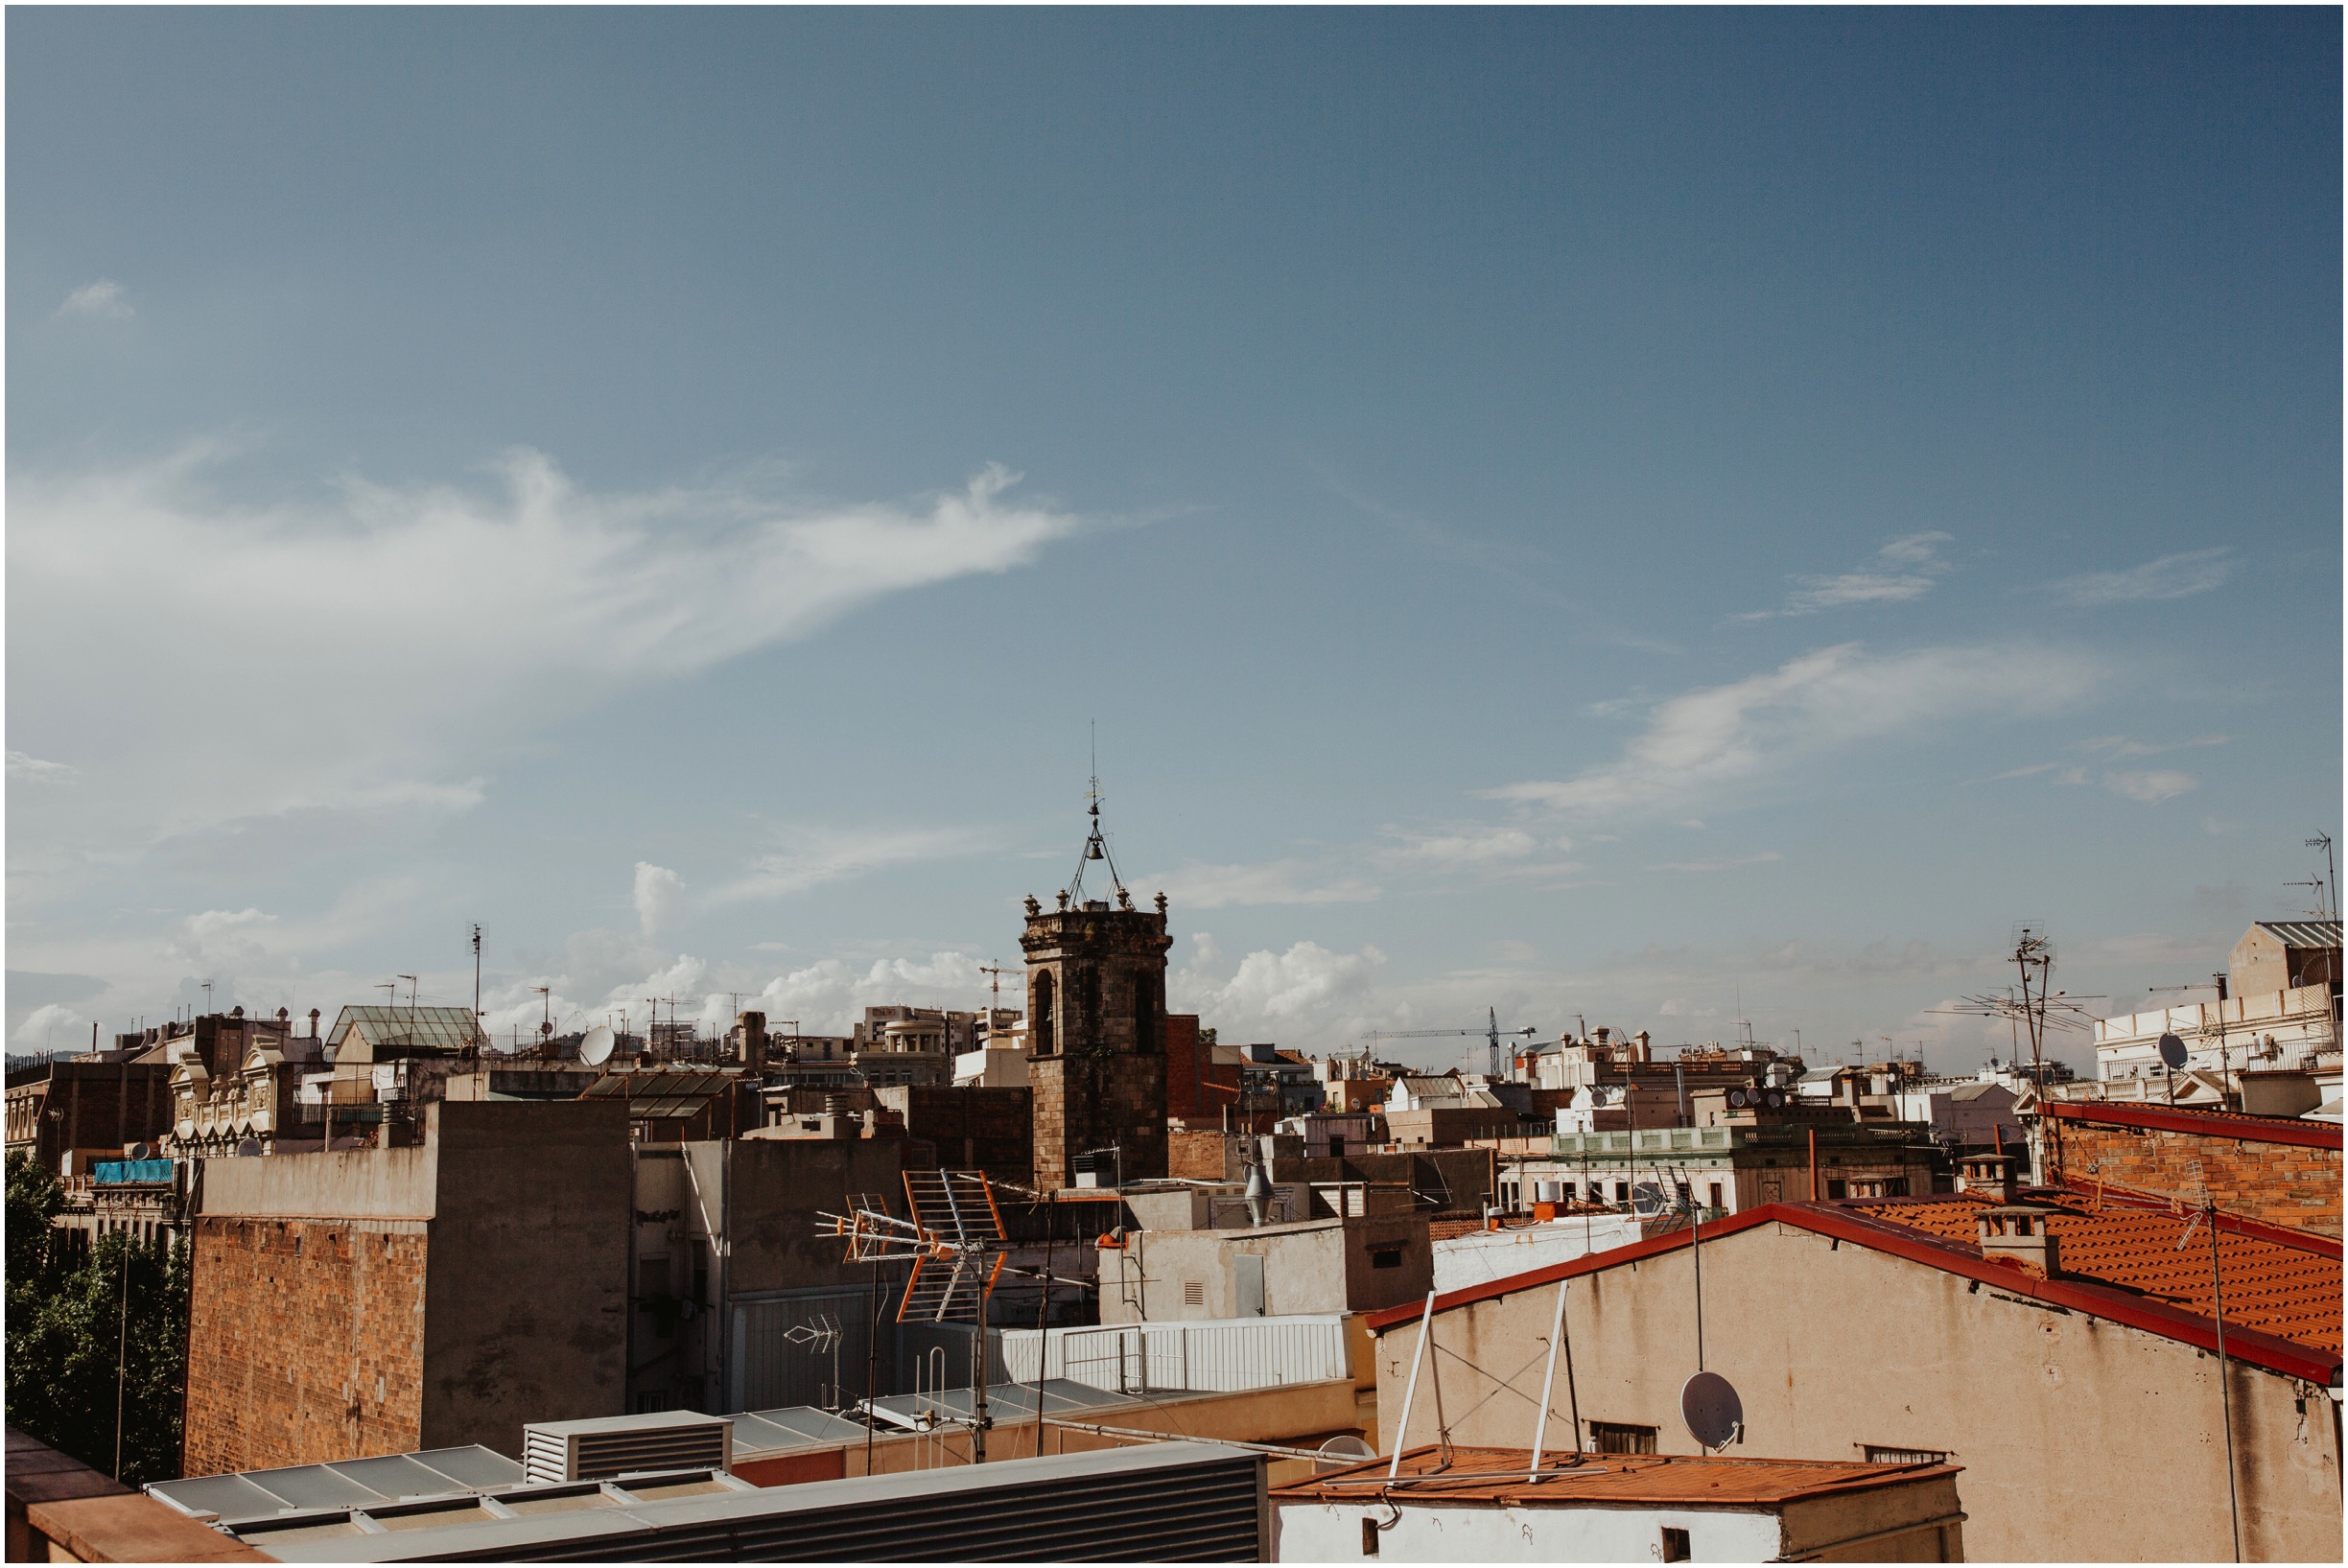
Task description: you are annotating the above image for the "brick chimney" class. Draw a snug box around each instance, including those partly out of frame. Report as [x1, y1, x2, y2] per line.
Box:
[1956, 1153, 2018, 1204]
[1977, 1205, 2060, 1276]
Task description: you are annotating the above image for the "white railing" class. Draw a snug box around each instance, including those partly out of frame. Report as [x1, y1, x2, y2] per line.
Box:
[998, 1313, 1350, 1394]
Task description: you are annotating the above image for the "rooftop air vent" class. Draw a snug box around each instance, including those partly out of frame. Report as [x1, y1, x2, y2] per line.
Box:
[522, 1411, 732, 1485]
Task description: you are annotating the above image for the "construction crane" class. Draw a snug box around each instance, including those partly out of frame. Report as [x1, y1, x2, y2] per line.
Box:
[1364, 1007, 1539, 1078]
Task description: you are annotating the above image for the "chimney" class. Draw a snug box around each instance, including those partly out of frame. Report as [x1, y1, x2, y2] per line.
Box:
[1956, 1153, 2019, 1204]
[739, 1010, 768, 1072]
[1977, 1205, 2060, 1277]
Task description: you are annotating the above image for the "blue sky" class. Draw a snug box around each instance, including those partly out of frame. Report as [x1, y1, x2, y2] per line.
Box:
[8, 10, 2339, 1072]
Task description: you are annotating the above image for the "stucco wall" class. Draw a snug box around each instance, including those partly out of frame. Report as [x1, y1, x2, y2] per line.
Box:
[1104, 1217, 1430, 1323]
[1374, 1222, 2341, 1562]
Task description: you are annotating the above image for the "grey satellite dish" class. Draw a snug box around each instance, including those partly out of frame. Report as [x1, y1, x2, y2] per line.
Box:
[1765, 1090, 1785, 1109]
[1631, 1181, 1671, 1218]
[1726, 1088, 1749, 1109]
[1314, 1435, 1376, 1473]
[2158, 1033, 2189, 1070]
[235, 1138, 261, 1158]
[580, 1025, 616, 1066]
[127, 1142, 153, 1160]
[1680, 1369, 1744, 1450]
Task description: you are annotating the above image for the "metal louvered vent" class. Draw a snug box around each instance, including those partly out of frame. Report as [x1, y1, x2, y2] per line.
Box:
[521, 1412, 733, 1485]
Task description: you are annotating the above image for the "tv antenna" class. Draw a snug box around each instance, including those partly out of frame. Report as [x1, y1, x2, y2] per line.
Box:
[822, 1171, 1012, 1462]
[2302, 832, 2337, 920]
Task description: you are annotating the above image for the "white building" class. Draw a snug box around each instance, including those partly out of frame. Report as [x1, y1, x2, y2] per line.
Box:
[2093, 920, 2341, 1089]
[1272, 1446, 1964, 1562]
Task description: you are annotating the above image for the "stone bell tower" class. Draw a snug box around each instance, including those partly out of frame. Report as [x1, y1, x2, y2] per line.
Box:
[1023, 782, 1171, 1191]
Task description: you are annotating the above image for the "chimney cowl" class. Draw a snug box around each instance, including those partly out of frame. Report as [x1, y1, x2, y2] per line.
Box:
[1977, 1204, 2060, 1277]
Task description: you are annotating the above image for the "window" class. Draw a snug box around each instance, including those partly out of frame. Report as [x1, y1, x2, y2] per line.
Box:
[1863, 1445, 1949, 1464]
[1826, 1179, 1846, 1200]
[1707, 1182, 1724, 1212]
[1613, 1182, 1632, 1205]
[1328, 1135, 1348, 1158]
[1589, 1421, 1657, 1455]
[1033, 971, 1055, 1055]
[1660, 1527, 1692, 1562]
[1371, 1249, 1403, 1270]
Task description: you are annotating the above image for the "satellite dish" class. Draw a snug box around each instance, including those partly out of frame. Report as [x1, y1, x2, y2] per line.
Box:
[235, 1138, 261, 1158]
[1727, 1088, 1749, 1108]
[2157, 1033, 2189, 1070]
[1765, 1090, 1785, 1109]
[127, 1142, 153, 1160]
[1680, 1369, 1744, 1449]
[1314, 1435, 1375, 1473]
[1631, 1181, 1670, 1217]
[580, 1025, 616, 1066]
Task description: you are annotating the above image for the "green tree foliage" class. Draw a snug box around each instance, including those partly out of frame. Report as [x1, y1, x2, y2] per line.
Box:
[5, 1151, 190, 1485]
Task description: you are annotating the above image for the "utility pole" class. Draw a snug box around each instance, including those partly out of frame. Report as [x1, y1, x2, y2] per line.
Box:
[472, 925, 483, 1047]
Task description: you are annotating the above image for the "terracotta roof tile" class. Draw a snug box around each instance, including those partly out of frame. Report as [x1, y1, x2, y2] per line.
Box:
[1850, 1194, 2343, 1354]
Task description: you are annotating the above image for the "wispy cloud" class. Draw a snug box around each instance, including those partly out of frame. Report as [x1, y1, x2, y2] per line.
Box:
[10, 450, 1089, 888]
[1484, 642, 2101, 818]
[1737, 531, 1952, 620]
[1652, 851, 1783, 873]
[2075, 734, 2229, 760]
[710, 826, 997, 903]
[57, 279, 132, 320]
[2048, 548, 2232, 607]
[7, 752, 77, 784]
[1155, 859, 1381, 909]
[2101, 769, 2197, 804]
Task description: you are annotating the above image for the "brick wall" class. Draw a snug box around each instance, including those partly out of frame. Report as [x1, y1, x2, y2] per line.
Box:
[1169, 1129, 1240, 1182]
[888, 1086, 1033, 1185]
[2057, 1121, 2341, 1237]
[183, 1217, 428, 1476]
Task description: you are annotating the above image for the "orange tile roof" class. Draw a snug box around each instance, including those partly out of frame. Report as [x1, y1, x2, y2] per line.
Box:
[1273, 1445, 1958, 1509]
[1850, 1194, 2343, 1355]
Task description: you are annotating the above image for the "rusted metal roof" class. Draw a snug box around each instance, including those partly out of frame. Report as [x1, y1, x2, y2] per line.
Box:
[1274, 1445, 1958, 1509]
[577, 1067, 742, 1118]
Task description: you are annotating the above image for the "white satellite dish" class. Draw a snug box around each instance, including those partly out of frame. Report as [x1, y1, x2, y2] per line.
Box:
[1314, 1435, 1375, 1473]
[1680, 1369, 1743, 1450]
[2157, 1032, 2189, 1070]
[580, 1025, 616, 1066]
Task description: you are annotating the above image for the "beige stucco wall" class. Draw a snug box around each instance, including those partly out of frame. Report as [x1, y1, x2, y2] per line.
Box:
[1375, 1222, 2341, 1562]
[1102, 1216, 1430, 1322]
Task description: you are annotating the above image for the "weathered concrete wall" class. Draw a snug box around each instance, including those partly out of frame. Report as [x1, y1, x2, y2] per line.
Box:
[2055, 1119, 2340, 1238]
[200, 1144, 436, 1220]
[183, 1216, 429, 1475]
[1375, 1222, 2342, 1562]
[711, 1137, 905, 1297]
[418, 1101, 631, 1455]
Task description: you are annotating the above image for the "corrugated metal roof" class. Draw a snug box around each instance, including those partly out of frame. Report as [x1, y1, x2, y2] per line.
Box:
[2254, 920, 2342, 949]
[324, 1006, 484, 1054]
[148, 1446, 524, 1526]
[1852, 1193, 2342, 1354]
[576, 1067, 742, 1118]
[729, 1407, 871, 1456]
[1277, 1444, 1956, 1508]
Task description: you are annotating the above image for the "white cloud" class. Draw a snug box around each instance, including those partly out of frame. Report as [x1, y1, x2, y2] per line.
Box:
[7, 752, 76, 783]
[632, 863, 685, 937]
[2075, 734, 2229, 760]
[2102, 769, 2197, 804]
[2049, 548, 2232, 606]
[1485, 643, 2100, 818]
[12, 1003, 91, 1050]
[1375, 824, 1545, 868]
[57, 279, 132, 320]
[9, 451, 1086, 889]
[1155, 859, 1380, 909]
[1738, 531, 1952, 620]
[1171, 937, 1386, 1030]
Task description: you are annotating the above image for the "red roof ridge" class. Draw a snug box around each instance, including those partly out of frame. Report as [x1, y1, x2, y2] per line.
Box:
[2036, 1099, 2342, 1150]
[1363, 1202, 2341, 1384]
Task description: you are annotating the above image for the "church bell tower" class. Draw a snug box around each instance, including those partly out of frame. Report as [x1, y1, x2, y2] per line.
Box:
[1022, 778, 1171, 1191]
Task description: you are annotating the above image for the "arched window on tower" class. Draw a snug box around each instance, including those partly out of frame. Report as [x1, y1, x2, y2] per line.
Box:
[1033, 971, 1056, 1056]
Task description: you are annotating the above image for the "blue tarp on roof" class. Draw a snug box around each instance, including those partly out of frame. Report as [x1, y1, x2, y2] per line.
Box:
[93, 1158, 174, 1184]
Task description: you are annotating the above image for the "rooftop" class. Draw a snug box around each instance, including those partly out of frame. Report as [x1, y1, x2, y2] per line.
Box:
[576, 1065, 744, 1118]
[1275, 1445, 1960, 1509]
[2033, 1098, 2343, 1150]
[2252, 920, 2343, 949]
[323, 1006, 483, 1055]
[1844, 1192, 2342, 1354]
